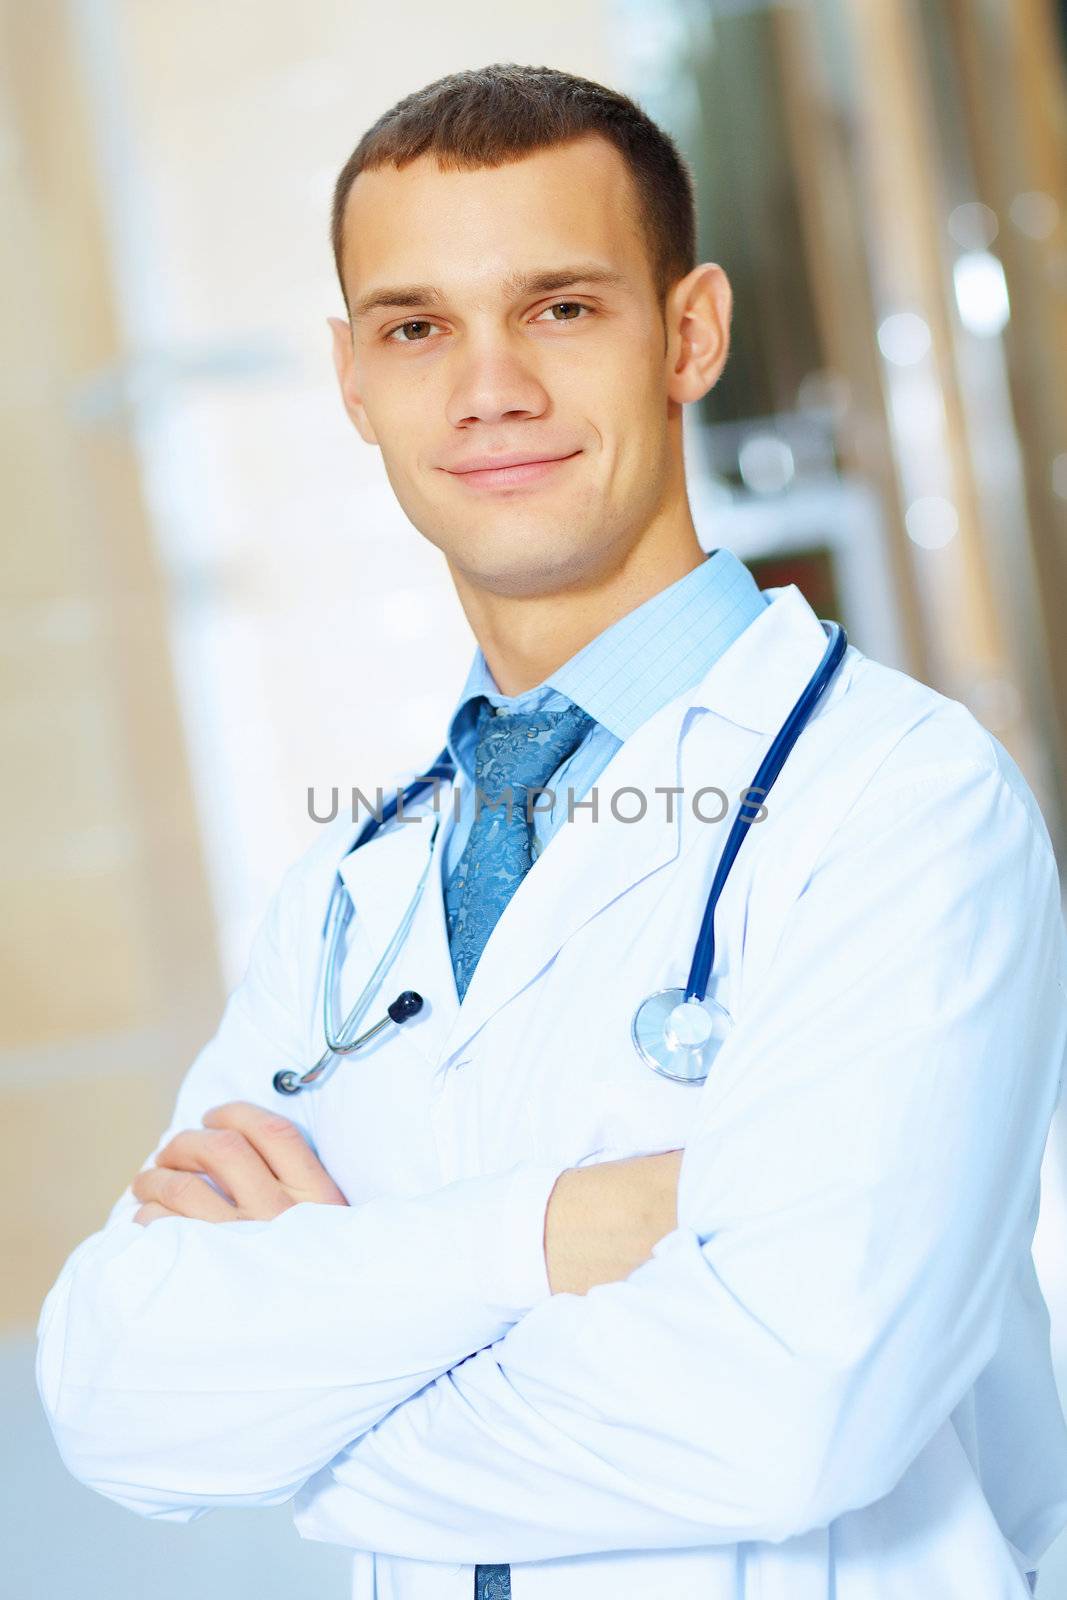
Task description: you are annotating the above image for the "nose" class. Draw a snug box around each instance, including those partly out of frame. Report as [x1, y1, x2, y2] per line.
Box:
[445, 336, 550, 429]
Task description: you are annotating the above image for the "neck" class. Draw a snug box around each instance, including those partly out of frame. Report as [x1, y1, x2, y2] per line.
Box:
[449, 503, 707, 696]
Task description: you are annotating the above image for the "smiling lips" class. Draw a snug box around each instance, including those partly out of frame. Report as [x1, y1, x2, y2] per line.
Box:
[442, 450, 581, 490]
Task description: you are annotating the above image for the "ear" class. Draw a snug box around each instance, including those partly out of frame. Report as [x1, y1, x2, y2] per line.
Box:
[664, 263, 732, 406]
[328, 315, 378, 445]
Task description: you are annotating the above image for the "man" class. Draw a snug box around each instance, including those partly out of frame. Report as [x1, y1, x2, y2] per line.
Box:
[38, 63, 1067, 1600]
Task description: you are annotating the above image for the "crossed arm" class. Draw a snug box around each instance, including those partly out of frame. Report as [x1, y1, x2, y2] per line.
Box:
[129, 1099, 684, 1298]
[35, 851, 683, 1522]
[37, 754, 1067, 1555]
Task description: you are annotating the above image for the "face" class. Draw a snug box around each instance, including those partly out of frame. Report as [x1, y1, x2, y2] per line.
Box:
[331, 134, 728, 598]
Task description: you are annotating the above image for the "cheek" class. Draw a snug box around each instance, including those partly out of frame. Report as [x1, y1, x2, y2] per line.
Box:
[569, 334, 664, 432]
[366, 389, 432, 479]
[359, 350, 435, 436]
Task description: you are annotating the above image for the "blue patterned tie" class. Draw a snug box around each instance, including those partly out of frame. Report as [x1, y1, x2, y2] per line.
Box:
[445, 696, 594, 1005]
[445, 697, 593, 1600]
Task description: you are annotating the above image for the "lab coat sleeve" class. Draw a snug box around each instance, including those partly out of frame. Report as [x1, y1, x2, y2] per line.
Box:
[35, 842, 567, 1521]
[290, 750, 1067, 1562]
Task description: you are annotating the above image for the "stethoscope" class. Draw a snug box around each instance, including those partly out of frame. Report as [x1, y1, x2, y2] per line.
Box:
[273, 621, 847, 1096]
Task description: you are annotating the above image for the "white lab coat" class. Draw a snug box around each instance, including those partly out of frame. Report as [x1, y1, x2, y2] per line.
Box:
[37, 583, 1067, 1600]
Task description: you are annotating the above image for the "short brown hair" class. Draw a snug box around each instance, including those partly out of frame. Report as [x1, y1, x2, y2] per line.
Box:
[331, 63, 696, 309]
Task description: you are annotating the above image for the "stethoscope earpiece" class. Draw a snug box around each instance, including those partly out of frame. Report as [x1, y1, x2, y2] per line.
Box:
[387, 990, 424, 1023]
[272, 989, 425, 1096]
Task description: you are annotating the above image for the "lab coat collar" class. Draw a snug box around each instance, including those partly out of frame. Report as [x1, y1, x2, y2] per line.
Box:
[691, 582, 835, 735]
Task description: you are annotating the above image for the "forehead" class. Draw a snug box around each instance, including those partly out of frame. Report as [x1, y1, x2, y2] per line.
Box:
[340, 134, 651, 301]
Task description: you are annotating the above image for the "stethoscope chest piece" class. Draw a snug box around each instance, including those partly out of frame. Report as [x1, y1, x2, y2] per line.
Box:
[630, 988, 733, 1085]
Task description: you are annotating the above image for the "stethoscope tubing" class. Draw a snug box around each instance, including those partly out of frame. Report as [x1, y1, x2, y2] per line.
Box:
[275, 767, 456, 1094]
[683, 621, 847, 1003]
[322, 814, 442, 1054]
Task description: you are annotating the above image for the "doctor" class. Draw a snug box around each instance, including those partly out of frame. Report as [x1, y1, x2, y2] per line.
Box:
[37, 62, 1067, 1600]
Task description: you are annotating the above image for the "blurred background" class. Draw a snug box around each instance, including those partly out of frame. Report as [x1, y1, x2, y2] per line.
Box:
[3, 0, 1066, 1594]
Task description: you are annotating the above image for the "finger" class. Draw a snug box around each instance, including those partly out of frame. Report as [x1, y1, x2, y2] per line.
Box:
[154, 1127, 287, 1215]
[133, 1202, 177, 1226]
[201, 1102, 347, 1202]
[131, 1164, 236, 1222]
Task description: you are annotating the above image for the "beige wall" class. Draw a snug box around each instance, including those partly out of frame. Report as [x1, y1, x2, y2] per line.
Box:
[0, 1, 213, 1327]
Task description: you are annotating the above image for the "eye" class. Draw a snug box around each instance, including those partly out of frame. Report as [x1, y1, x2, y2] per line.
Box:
[386, 319, 440, 343]
[535, 301, 591, 323]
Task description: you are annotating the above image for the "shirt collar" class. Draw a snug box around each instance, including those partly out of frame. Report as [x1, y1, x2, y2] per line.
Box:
[445, 548, 766, 780]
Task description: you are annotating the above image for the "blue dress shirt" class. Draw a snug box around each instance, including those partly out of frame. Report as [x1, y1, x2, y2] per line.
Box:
[441, 547, 767, 889]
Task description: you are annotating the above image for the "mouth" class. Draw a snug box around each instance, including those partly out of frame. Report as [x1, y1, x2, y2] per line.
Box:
[441, 450, 582, 491]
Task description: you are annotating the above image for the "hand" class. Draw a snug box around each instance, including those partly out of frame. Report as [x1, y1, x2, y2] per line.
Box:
[544, 1147, 683, 1296]
[131, 1101, 349, 1225]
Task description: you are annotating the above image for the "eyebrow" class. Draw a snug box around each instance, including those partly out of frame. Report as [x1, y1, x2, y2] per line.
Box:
[350, 264, 626, 321]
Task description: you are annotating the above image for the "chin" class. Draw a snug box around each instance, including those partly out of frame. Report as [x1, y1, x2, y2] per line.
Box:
[445, 515, 624, 598]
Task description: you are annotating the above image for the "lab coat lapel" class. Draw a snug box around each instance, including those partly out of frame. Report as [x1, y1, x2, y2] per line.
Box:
[437, 583, 835, 1067]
